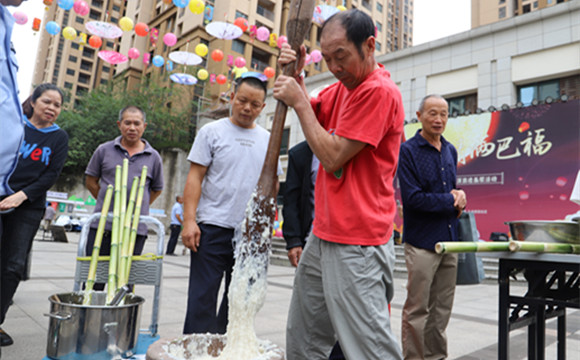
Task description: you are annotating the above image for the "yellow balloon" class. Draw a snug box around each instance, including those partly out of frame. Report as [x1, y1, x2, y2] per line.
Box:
[197, 69, 209, 81]
[337, 5, 347, 11]
[195, 43, 208, 57]
[119, 17, 134, 32]
[189, 0, 205, 14]
[62, 26, 77, 41]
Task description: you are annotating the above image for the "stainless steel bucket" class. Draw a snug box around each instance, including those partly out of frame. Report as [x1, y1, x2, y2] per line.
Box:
[45, 291, 144, 359]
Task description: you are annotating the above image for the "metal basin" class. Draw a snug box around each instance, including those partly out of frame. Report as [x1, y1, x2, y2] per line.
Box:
[46, 291, 144, 360]
[506, 220, 580, 244]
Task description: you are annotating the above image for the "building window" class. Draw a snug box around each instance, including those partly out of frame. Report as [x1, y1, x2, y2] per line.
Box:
[71, 42, 80, 50]
[76, 86, 88, 97]
[499, 7, 506, 19]
[113, 5, 120, 12]
[232, 39, 245, 54]
[78, 73, 90, 84]
[80, 60, 92, 72]
[82, 48, 95, 58]
[362, 0, 372, 11]
[76, 16, 84, 24]
[64, 82, 73, 89]
[499, 0, 505, 3]
[376, 41, 382, 52]
[102, 66, 110, 73]
[89, 10, 100, 20]
[518, 79, 559, 106]
[69, 55, 78, 62]
[251, 47, 271, 71]
[235, 10, 248, 19]
[533, 1, 538, 8]
[66, 68, 75, 76]
[280, 128, 290, 155]
[446, 93, 477, 115]
[377, 2, 383, 12]
[106, 41, 114, 48]
[256, 0, 275, 21]
[376, 21, 382, 32]
[522, 4, 531, 13]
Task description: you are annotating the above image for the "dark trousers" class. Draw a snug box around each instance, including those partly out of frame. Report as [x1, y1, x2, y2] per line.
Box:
[1, 206, 44, 324]
[183, 223, 234, 335]
[85, 227, 147, 291]
[165, 224, 181, 254]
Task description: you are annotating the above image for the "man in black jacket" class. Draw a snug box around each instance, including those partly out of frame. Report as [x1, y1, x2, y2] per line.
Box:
[282, 141, 316, 267]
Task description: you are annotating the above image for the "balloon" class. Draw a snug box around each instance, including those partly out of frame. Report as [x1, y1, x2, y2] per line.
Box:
[197, 69, 209, 81]
[73, 0, 90, 16]
[277, 35, 288, 49]
[88, 35, 102, 48]
[163, 33, 177, 46]
[274, 220, 280, 229]
[195, 43, 208, 57]
[135, 22, 149, 37]
[173, 0, 188, 8]
[304, 53, 312, 65]
[337, 5, 347, 11]
[45, 21, 61, 36]
[119, 17, 134, 32]
[211, 49, 223, 62]
[275, 228, 283, 237]
[310, 49, 322, 63]
[13, 12, 27, 25]
[226, 55, 234, 67]
[264, 66, 275, 78]
[62, 26, 77, 41]
[163, 0, 172, 4]
[216, 74, 227, 85]
[128, 47, 140, 59]
[79, 32, 87, 45]
[143, 53, 150, 64]
[256, 26, 270, 42]
[234, 17, 248, 32]
[152, 55, 164, 67]
[58, 0, 74, 11]
[234, 56, 246, 68]
[166, 60, 173, 71]
[249, 25, 257, 40]
[209, 73, 216, 83]
[43, 0, 53, 5]
[188, 0, 204, 14]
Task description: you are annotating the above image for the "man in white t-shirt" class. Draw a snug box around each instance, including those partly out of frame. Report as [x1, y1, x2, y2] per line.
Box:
[181, 73, 278, 334]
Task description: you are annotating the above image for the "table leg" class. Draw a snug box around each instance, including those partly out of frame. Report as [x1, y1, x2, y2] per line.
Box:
[499, 261, 510, 360]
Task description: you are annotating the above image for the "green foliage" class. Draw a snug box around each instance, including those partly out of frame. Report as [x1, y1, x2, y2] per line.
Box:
[58, 78, 196, 180]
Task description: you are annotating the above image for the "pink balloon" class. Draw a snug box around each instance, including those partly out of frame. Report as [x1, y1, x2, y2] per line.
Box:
[277, 35, 288, 49]
[163, 33, 177, 47]
[256, 26, 270, 42]
[234, 56, 246, 68]
[73, 0, 90, 16]
[128, 47, 140, 59]
[12, 11, 27, 25]
[304, 53, 312, 65]
[143, 53, 150, 64]
[310, 49, 322, 63]
[226, 55, 234, 67]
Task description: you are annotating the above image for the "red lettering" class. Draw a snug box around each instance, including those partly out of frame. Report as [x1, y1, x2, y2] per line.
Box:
[31, 148, 42, 161]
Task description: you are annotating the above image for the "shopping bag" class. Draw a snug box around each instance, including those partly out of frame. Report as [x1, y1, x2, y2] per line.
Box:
[456, 212, 485, 285]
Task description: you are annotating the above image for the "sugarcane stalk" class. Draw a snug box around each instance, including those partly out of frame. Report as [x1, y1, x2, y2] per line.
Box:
[83, 185, 114, 305]
[509, 240, 580, 254]
[118, 176, 139, 288]
[124, 166, 148, 284]
[118, 159, 129, 269]
[107, 165, 122, 303]
[435, 241, 511, 254]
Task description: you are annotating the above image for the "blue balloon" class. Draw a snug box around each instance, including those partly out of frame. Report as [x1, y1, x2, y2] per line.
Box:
[152, 55, 165, 67]
[165, 60, 174, 72]
[58, 0, 74, 10]
[274, 221, 280, 229]
[173, 0, 189, 8]
[45, 21, 61, 36]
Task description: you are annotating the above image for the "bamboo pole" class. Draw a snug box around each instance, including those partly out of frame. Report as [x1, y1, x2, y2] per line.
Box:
[107, 165, 122, 303]
[435, 241, 511, 254]
[118, 159, 129, 268]
[508, 240, 580, 254]
[118, 176, 139, 287]
[83, 185, 114, 305]
[124, 166, 148, 284]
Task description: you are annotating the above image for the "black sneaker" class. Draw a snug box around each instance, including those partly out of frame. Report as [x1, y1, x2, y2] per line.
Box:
[0, 328, 13, 347]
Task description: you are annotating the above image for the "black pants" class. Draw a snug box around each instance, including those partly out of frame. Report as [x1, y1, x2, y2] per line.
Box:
[165, 224, 181, 254]
[85, 227, 147, 291]
[183, 224, 234, 334]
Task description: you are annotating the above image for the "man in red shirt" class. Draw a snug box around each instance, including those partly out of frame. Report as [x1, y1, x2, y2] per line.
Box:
[274, 9, 404, 360]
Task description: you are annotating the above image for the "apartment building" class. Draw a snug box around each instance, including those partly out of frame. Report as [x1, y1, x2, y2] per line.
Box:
[31, 0, 126, 104]
[471, 0, 571, 28]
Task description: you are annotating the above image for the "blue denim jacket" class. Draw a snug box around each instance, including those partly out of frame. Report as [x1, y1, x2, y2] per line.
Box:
[0, 5, 24, 196]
